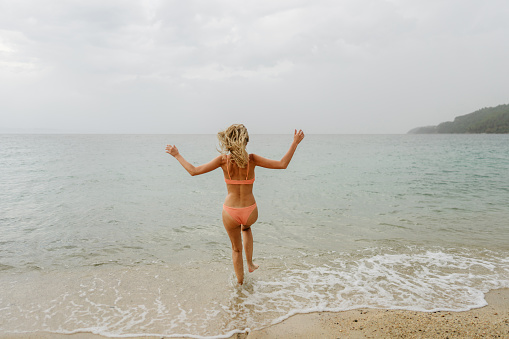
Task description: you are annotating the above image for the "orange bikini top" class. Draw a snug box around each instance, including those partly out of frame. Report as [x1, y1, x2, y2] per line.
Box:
[225, 155, 255, 185]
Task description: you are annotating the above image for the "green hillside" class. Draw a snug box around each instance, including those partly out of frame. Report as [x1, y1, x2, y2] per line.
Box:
[409, 104, 509, 134]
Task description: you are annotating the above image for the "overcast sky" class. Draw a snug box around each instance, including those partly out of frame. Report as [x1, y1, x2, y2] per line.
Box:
[1, 0, 508, 134]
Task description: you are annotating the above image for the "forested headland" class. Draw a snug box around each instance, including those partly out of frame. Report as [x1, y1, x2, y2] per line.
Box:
[408, 104, 509, 134]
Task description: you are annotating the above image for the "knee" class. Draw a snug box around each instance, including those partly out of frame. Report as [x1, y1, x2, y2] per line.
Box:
[232, 246, 242, 253]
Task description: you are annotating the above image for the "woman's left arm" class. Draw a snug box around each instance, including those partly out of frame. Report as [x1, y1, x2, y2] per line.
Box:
[166, 145, 223, 176]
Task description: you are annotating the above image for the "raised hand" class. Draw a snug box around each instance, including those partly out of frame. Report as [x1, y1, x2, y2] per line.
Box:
[165, 144, 180, 157]
[293, 129, 305, 145]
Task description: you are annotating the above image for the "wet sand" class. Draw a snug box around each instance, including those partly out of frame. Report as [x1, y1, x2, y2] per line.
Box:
[2, 289, 508, 339]
[246, 288, 509, 338]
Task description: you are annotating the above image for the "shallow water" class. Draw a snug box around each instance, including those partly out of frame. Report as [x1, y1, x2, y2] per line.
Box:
[1, 134, 508, 337]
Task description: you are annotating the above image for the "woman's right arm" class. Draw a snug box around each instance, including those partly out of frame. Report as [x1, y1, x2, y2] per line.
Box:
[166, 145, 223, 176]
[252, 129, 305, 169]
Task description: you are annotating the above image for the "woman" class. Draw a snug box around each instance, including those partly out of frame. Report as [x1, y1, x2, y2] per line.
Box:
[166, 124, 305, 285]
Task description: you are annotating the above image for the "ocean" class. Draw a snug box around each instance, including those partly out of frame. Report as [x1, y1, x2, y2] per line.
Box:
[1, 134, 508, 337]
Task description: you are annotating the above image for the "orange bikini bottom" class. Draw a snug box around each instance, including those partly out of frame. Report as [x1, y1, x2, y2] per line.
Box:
[223, 203, 257, 225]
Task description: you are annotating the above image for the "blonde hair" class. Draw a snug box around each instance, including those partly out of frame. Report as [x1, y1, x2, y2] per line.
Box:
[217, 124, 250, 168]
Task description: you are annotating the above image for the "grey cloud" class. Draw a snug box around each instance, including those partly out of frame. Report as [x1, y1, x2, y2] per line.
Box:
[1, 0, 508, 133]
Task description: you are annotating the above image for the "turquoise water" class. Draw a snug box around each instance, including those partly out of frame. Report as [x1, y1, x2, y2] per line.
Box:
[1, 134, 508, 337]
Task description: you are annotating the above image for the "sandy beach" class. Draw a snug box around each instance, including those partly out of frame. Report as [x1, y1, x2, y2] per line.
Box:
[2, 288, 507, 339]
[246, 288, 509, 338]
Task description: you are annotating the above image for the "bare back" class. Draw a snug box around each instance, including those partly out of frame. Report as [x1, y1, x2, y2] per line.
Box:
[221, 154, 256, 208]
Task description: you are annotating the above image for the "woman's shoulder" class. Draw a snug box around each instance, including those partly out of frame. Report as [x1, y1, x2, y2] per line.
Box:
[249, 153, 262, 166]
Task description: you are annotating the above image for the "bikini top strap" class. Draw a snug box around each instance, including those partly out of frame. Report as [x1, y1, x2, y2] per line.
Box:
[246, 155, 249, 180]
[226, 155, 232, 180]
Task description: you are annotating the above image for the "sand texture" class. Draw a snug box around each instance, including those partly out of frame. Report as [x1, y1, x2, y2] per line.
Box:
[246, 288, 509, 338]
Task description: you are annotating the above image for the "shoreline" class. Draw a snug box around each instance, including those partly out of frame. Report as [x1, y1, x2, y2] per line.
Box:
[1, 288, 508, 339]
[246, 288, 509, 338]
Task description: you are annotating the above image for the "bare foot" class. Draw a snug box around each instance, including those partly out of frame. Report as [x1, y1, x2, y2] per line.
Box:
[248, 263, 259, 273]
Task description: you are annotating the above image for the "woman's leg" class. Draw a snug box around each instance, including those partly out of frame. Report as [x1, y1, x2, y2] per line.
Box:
[241, 227, 259, 272]
[242, 206, 259, 273]
[222, 210, 244, 284]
